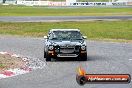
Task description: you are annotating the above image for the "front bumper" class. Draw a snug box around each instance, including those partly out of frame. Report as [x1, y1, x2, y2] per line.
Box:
[48, 50, 87, 58]
[57, 54, 78, 57]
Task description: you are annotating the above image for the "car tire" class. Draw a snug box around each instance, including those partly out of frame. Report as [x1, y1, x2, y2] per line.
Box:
[46, 56, 51, 61]
[44, 51, 46, 58]
[81, 56, 87, 61]
[44, 51, 51, 61]
[78, 56, 87, 61]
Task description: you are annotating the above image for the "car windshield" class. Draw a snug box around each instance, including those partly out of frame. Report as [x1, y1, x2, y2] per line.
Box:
[49, 31, 83, 40]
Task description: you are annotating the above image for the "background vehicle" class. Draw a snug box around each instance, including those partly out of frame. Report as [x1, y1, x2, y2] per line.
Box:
[44, 29, 87, 61]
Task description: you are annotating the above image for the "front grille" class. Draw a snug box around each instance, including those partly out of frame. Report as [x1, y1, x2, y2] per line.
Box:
[60, 45, 74, 48]
[57, 54, 78, 57]
[59, 45, 74, 53]
[60, 48, 74, 53]
[55, 45, 80, 53]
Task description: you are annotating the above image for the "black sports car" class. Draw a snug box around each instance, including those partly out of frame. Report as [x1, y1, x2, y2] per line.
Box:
[44, 29, 87, 61]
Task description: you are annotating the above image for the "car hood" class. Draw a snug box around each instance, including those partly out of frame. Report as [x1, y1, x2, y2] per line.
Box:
[47, 39, 86, 46]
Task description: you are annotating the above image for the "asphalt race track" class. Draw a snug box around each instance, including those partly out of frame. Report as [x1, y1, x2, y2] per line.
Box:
[0, 16, 132, 22]
[0, 36, 132, 88]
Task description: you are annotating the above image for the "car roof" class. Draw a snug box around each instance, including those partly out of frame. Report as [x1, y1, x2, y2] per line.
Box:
[50, 29, 80, 32]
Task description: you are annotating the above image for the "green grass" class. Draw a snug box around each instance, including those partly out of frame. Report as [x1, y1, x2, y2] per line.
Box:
[0, 5, 132, 16]
[0, 21, 132, 40]
[0, 64, 5, 68]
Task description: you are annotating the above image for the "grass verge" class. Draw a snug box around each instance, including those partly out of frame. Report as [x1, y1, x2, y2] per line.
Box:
[0, 64, 5, 68]
[0, 54, 25, 72]
[0, 21, 132, 41]
[0, 5, 132, 16]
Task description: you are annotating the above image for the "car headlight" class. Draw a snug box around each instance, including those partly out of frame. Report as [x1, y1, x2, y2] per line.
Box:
[81, 46, 86, 50]
[49, 45, 54, 50]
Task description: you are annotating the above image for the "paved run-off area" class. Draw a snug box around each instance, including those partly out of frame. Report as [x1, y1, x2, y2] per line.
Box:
[0, 36, 132, 88]
[0, 16, 132, 22]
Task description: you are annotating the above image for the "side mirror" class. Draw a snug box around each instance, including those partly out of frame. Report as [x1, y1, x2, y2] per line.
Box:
[44, 36, 47, 39]
[83, 36, 87, 39]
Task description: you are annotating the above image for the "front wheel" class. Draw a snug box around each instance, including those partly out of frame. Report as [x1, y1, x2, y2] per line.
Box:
[44, 51, 46, 58]
[45, 51, 51, 61]
[77, 56, 87, 61]
[46, 56, 51, 61]
[81, 56, 87, 61]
